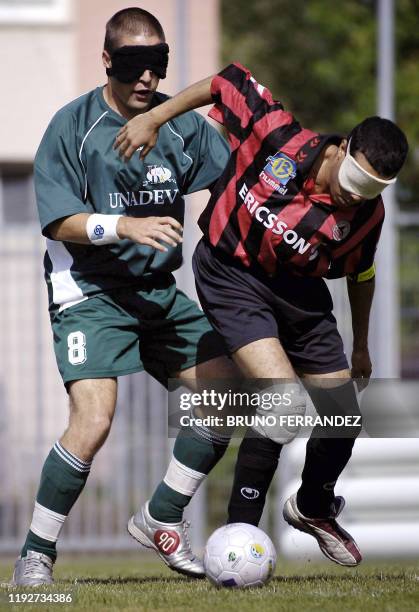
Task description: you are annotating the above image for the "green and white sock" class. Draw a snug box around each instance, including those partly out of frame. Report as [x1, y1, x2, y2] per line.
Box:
[21, 441, 92, 561]
[148, 425, 231, 523]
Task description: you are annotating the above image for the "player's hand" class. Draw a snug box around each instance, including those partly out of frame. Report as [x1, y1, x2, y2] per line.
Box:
[114, 111, 160, 162]
[117, 216, 183, 252]
[351, 347, 372, 392]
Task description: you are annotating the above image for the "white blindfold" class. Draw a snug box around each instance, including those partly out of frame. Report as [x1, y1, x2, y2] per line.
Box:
[338, 140, 397, 199]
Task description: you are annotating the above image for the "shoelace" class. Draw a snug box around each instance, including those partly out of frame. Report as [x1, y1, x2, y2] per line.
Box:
[181, 520, 193, 556]
[23, 554, 49, 577]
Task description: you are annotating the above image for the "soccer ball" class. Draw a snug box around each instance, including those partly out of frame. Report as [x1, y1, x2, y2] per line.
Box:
[204, 523, 277, 588]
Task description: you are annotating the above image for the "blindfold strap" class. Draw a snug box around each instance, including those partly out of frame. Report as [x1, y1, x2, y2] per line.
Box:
[338, 139, 397, 199]
[107, 43, 169, 81]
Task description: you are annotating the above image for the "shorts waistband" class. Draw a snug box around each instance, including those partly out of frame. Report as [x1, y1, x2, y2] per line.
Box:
[200, 238, 303, 285]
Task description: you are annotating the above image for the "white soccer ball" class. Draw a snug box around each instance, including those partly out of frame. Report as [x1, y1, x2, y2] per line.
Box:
[204, 523, 277, 588]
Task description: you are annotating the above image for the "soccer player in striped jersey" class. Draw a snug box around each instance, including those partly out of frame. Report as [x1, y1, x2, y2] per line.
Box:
[115, 62, 408, 566]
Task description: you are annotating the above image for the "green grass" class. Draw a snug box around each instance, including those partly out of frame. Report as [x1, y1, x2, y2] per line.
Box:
[1, 554, 418, 612]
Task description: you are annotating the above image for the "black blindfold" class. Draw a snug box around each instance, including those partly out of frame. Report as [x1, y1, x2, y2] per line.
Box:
[106, 43, 169, 82]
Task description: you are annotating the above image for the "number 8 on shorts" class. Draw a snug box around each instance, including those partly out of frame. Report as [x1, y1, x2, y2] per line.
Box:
[67, 331, 87, 365]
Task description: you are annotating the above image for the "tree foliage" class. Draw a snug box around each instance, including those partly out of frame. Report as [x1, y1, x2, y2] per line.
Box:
[221, 0, 419, 206]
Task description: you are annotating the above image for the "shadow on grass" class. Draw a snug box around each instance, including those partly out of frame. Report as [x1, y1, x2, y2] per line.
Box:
[72, 576, 191, 586]
[271, 573, 413, 584]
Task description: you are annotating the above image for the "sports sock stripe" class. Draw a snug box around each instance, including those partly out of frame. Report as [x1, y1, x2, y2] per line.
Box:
[53, 441, 92, 473]
[55, 441, 92, 468]
[54, 445, 90, 473]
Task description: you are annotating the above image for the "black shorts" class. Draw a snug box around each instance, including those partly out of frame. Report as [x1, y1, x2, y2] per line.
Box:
[192, 239, 348, 374]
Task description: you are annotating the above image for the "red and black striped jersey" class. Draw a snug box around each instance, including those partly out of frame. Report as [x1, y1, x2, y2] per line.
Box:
[198, 63, 384, 279]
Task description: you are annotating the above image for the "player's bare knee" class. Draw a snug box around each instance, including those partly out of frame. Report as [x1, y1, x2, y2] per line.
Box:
[252, 381, 307, 444]
[64, 411, 112, 459]
[66, 379, 116, 448]
[69, 406, 113, 438]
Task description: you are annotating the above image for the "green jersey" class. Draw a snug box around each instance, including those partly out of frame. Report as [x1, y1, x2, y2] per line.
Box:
[35, 86, 229, 312]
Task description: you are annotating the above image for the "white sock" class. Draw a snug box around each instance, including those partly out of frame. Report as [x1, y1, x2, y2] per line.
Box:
[163, 456, 207, 497]
[30, 502, 66, 542]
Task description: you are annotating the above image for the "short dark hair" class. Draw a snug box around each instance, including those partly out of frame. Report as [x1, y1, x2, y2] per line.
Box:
[348, 116, 408, 177]
[104, 7, 165, 55]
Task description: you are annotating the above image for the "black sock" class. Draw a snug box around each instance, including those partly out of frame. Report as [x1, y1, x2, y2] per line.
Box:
[297, 380, 361, 517]
[227, 429, 282, 526]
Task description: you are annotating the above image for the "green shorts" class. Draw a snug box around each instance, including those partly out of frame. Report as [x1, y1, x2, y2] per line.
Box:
[50, 274, 225, 386]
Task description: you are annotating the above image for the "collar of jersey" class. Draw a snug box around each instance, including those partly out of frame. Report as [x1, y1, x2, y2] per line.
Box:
[307, 191, 336, 208]
[301, 174, 339, 210]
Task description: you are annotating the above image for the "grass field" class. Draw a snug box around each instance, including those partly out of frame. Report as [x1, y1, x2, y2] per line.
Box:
[1, 554, 418, 612]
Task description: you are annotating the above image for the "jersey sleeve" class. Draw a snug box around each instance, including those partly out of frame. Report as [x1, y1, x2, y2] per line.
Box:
[35, 110, 87, 237]
[208, 62, 293, 147]
[327, 208, 384, 280]
[348, 217, 384, 279]
[175, 111, 230, 194]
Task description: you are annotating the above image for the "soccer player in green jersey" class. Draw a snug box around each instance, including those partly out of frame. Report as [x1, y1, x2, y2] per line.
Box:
[12, 8, 236, 586]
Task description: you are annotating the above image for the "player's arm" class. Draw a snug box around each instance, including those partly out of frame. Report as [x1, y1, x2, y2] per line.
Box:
[347, 265, 376, 385]
[345, 202, 384, 387]
[48, 212, 183, 253]
[115, 76, 214, 161]
[115, 62, 288, 162]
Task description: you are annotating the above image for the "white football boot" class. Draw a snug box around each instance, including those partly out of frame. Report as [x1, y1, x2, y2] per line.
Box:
[11, 550, 54, 586]
[283, 493, 362, 566]
[128, 501, 205, 578]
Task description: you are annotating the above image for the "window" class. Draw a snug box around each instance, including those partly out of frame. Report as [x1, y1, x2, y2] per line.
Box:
[0, 166, 37, 225]
[0, 0, 70, 24]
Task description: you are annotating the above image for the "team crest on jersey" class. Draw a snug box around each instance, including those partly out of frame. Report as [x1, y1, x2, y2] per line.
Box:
[332, 220, 351, 241]
[264, 152, 296, 185]
[146, 165, 172, 184]
[260, 152, 297, 195]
